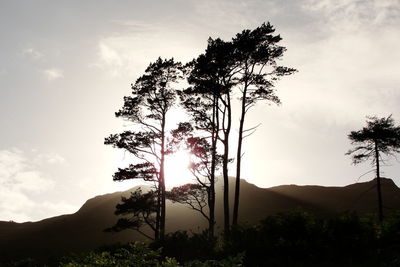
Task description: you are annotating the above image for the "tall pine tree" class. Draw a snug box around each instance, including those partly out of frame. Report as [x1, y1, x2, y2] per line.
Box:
[231, 23, 296, 225]
[105, 58, 183, 240]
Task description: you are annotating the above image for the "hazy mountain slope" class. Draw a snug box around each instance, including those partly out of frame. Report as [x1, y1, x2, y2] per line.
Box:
[1, 178, 399, 262]
[267, 178, 400, 214]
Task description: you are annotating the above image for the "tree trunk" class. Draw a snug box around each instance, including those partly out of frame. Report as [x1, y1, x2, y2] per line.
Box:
[160, 116, 166, 240]
[374, 140, 383, 223]
[222, 95, 231, 234]
[208, 95, 218, 239]
[208, 185, 215, 239]
[233, 85, 247, 226]
[222, 138, 230, 234]
[155, 186, 161, 240]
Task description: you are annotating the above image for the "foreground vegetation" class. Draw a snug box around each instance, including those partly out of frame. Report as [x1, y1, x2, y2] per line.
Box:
[4, 210, 400, 266]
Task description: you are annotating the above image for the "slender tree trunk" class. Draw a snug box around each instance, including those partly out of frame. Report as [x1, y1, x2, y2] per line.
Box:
[222, 137, 230, 234]
[160, 115, 166, 240]
[208, 185, 215, 239]
[208, 95, 218, 239]
[222, 94, 232, 234]
[374, 140, 383, 223]
[155, 186, 161, 240]
[233, 85, 248, 226]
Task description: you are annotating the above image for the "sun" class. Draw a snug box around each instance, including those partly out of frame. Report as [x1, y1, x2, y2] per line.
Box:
[164, 150, 193, 188]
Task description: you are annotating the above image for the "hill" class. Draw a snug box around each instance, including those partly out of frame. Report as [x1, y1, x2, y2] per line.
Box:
[0, 178, 399, 262]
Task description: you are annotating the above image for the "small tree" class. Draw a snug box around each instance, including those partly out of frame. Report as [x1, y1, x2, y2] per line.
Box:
[167, 183, 209, 221]
[346, 115, 400, 222]
[105, 188, 158, 240]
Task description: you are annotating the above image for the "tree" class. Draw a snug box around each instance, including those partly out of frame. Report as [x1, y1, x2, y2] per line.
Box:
[105, 188, 158, 240]
[346, 115, 400, 222]
[185, 23, 296, 230]
[184, 38, 237, 234]
[231, 22, 296, 225]
[105, 58, 183, 240]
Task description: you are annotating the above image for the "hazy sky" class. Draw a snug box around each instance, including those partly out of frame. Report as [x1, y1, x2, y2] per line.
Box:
[1, 0, 400, 222]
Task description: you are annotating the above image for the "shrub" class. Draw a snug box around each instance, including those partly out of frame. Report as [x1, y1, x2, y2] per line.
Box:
[60, 242, 177, 267]
[152, 230, 217, 263]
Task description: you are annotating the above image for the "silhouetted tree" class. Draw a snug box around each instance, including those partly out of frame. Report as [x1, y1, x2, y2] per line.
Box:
[105, 58, 183, 240]
[346, 115, 400, 222]
[105, 188, 157, 240]
[184, 23, 296, 229]
[230, 22, 296, 225]
[184, 38, 237, 234]
[167, 183, 208, 220]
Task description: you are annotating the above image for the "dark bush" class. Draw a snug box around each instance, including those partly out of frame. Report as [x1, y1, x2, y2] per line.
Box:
[152, 230, 217, 263]
[225, 210, 326, 266]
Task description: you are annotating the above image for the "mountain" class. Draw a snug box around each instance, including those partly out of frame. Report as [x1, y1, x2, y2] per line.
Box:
[1, 178, 399, 262]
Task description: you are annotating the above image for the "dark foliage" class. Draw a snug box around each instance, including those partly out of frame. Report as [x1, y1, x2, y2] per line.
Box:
[58, 242, 174, 267]
[224, 210, 399, 266]
[151, 230, 217, 263]
[347, 115, 400, 164]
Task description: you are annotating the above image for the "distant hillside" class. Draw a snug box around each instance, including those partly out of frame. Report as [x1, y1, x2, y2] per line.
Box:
[1, 178, 399, 262]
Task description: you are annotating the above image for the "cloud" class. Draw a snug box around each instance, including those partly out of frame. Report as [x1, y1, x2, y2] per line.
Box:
[34, 152, 66, 165]
[272, 0, 400, 125]
[43, 68, 64, 81]
[0, 149, 74, 222]
[96, 42, 123, 77]
[94, 22, 203, 77]
[302, 0, 400, 32]
[21, 47, 43, 60]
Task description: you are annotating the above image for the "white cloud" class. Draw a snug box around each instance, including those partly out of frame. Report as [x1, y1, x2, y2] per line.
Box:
[43, 68, 64, 81]
[21, 47, 43, 60]
[302, 0, 400, 32]
[0, 149, 73, 222]
[97, 42, 123, 77]
[0, 148, 26, 179]
[34, 152, 66, 165]
[271, 0, 400, 126]
[94, 22, 203, 77]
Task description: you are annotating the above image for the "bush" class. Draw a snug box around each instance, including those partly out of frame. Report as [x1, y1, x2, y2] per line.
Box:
[152, 230, 217, 263]
[60, 242, 178, 267]
[184, 253, 244, 267]
[225, 210, 325, 266]
[323, 212, 377, 263]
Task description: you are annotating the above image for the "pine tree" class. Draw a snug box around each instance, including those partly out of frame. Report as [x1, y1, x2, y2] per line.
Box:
[105, 58, 183, 240]
[347, 115, 400, 222]
[231, 22, 296, 225]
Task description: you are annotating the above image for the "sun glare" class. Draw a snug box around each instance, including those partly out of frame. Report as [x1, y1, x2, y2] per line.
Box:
[165, 150, 193, 188]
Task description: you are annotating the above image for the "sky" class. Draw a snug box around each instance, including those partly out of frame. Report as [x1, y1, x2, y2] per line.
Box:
[1, 0, 400, 222]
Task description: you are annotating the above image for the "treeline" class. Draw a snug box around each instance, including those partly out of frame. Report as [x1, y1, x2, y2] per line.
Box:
[105, 22, 296, 241]
[6, 211, 400, 266]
